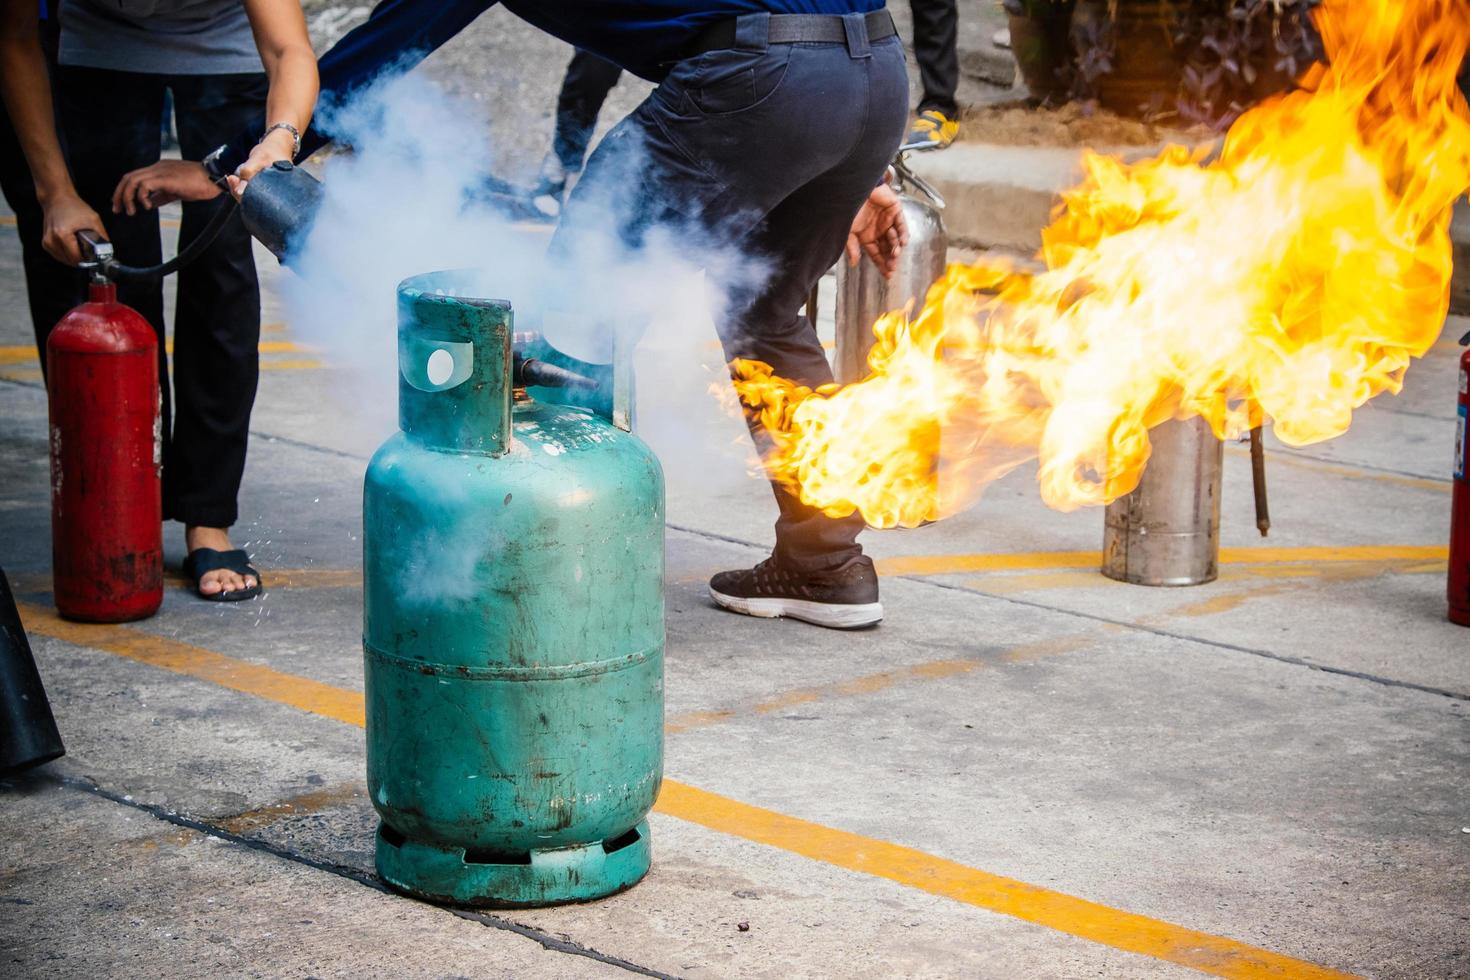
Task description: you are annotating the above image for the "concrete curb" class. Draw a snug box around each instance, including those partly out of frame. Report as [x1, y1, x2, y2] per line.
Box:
[960, 44, 1017, 89]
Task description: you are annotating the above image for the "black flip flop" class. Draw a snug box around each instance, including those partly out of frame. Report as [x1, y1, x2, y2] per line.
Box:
[183, 548, 263, 602]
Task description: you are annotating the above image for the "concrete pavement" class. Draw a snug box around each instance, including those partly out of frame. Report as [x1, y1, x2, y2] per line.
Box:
[2, 53, 1469, 980]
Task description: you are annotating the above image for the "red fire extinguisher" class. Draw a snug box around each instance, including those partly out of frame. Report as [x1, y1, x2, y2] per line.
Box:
[46, 232, 163, 622]
[1449, 331, 1470, 626]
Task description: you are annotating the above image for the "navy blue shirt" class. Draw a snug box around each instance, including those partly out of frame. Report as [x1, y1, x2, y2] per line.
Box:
[219, 0, 883, 172]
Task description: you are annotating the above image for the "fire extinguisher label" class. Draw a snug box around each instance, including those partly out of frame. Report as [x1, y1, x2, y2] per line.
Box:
[153, 391, 163, 470]
[1458, 406, 1467, 480]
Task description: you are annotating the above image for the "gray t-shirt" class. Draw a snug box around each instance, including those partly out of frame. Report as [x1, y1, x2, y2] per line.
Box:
[59, 0, 263, 75]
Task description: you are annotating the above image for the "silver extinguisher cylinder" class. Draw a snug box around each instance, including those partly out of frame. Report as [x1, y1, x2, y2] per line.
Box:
[834, 190, 947, 384]
[1102, 416, 1224, 586]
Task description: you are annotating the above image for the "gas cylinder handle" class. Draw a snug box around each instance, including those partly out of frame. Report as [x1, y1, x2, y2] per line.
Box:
[891, 151, 945, 210]
[611, 333, 635, 433]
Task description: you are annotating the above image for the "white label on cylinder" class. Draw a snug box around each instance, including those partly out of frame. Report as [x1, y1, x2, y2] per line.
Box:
[1457, 407, 1466, 480]
[426, 348, 455, 386]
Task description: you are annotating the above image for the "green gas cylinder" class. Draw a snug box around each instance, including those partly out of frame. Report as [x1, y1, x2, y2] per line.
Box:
[363, 270, 665, 907]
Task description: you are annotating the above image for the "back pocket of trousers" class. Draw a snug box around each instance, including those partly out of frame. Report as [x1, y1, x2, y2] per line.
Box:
[690, 48, 792, 115]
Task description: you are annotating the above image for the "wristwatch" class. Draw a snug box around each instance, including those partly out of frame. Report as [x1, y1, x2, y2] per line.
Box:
[262, 122, 302, 157]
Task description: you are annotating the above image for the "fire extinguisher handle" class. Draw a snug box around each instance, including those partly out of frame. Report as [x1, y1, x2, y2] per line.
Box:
[75, 229, 115, 282]
[890, 150, 946, 210]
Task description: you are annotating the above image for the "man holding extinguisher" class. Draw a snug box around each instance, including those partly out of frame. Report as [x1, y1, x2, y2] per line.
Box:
[0, 0, 319, 601]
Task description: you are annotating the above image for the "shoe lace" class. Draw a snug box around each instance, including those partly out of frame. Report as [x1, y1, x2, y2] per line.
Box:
[751, 558, 800, 592]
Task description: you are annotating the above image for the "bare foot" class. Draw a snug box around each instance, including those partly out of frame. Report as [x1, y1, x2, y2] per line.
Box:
[185, 526, 258, 596]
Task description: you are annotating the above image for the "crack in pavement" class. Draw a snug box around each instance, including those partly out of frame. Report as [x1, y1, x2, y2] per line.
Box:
[912, 575, 1470, 703]
[249, 429, 372, 462]
[50, 773, 680, 980]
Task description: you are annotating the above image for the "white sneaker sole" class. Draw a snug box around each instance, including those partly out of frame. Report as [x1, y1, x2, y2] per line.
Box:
[708, 587, 884, 630]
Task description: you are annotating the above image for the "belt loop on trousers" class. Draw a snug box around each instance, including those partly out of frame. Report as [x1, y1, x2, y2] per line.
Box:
[842, 12, 871, 58]
[734, 12, 772, 51]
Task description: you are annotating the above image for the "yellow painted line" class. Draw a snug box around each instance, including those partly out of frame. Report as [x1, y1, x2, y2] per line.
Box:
[0, 338, 312, 363]
[876, 544, 1448, 578]
[0, 214, 180, 229]
[17, 601, 365, 726]
[17, 549, 1443, 597]
[17, 547, 1444, 596]
[960, 556, 1447, 596]
[654, 782, 1358, 980]
[1152, 581, 1306, 620]
[877, 550, 1097, 576]
[1235, 559, 1447, 580]
[15, 603, 1361, 979]
[14, 567, 362, 595]
[260, 358, 324, 371]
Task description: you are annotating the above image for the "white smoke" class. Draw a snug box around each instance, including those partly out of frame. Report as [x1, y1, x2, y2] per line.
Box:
[283, 68, 764, 489]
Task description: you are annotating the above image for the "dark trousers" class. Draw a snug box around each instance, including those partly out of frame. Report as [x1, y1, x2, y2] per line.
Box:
[911, 0, 959, 115]
[553, 15, 908, 571]
[0, 19, 78, 353]
[552, 50, 622, 175]
[50, 66, 266, 529]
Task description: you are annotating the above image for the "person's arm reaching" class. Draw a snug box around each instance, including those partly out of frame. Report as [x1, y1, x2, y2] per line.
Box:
[846, 182, 910, 280]
[228, 0, 318, 195]
[112, 0, 319, 212]
[0, 0, 106, 265]
[217, 0, 496, 173]
[113, 0, 491, 211]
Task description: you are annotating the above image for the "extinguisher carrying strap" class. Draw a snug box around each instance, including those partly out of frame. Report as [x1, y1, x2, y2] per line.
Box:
[75, 195, 239, 284]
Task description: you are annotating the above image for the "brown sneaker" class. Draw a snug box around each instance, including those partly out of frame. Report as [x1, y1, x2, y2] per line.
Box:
[708, 556, 883, 629]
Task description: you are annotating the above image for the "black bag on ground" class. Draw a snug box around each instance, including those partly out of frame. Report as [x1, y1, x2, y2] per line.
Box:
[0, 566, 65, 775]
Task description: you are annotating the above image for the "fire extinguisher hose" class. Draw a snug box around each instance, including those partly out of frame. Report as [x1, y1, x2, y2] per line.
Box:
[76, 197, 240, 284]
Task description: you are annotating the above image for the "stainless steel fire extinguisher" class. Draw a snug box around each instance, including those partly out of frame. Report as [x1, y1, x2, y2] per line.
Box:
[833, 147, 948, 384]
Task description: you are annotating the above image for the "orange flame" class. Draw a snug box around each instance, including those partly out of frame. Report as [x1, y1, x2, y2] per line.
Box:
[733, 0, 1470, 528]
